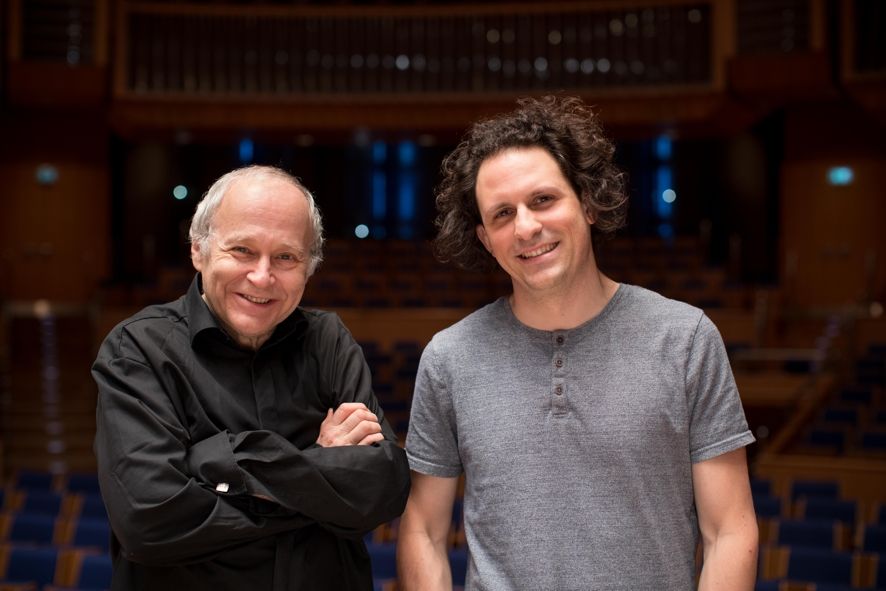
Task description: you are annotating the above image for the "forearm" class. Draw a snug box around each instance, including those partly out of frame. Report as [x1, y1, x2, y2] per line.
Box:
[188, 430, 410, 533]
[396, 529, 453, 591]
[697, 527, 759, 591]
[99, 453, 312, 566]
[396, 472, 459, 591]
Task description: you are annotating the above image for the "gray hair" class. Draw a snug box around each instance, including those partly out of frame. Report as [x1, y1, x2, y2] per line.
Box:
[189, 165, 325, 275]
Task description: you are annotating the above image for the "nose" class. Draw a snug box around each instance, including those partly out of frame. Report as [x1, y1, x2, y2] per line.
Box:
[513, 206, 542, 241]
[247, 256, 274, 287]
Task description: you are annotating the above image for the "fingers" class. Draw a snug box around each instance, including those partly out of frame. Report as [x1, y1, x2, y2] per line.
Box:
[346, 416, 383, 445]
[357, 432, 385, 446]
[316, 403, 384, 447]
[339, 406, 379, 431]
[332, 402, 372, 424]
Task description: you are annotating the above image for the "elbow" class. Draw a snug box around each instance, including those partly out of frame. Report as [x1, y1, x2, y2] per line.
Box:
[701, 517, 759, 565]
[748, 518, 760, 548]
[359, 443, 411, 526]
[112, 520, 180, 566]
[105, 490, 220, 567]
[110, 509, 198, 567]
[736, 512, 760, 554]
[335, 446, 412, 533]
[376, 445, 412, 523]
[335, 481, 410, 536]
[117, 535, 178, 567]
[746, 520, 760, 563]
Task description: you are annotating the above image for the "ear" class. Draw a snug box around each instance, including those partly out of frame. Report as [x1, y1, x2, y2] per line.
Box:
[583, 202, 596, 226]
[476, 224, 493, 254]
[190, 242, 204, 272]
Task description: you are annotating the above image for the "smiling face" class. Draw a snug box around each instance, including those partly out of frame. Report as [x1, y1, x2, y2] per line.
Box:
[191, 176, 313, 350]
[475, 146, 596, 304]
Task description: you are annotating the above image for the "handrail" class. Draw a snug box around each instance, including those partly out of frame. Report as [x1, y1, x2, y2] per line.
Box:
[114, 0, 724, 99]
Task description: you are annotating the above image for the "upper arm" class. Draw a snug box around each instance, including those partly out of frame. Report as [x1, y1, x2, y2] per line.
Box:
[692, 447, 757, 545]
[399, 471, 460, 546]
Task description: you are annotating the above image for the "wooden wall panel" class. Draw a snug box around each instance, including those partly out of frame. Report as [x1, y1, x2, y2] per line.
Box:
[780, 103, 886, 309]
[781, 157, 886, 308]
[0, 116, 110, 303]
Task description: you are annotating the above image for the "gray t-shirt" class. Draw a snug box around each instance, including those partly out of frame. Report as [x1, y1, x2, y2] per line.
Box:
[406, 284, 754, 591]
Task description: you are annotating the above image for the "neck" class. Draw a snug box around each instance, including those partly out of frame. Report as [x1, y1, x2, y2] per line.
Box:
[509, 268, 619, 331]
[201, 293, 268, 351]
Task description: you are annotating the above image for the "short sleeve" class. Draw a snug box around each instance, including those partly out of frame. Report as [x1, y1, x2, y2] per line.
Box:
[686, 314, 756, 463]
[405, 338, 463, 477]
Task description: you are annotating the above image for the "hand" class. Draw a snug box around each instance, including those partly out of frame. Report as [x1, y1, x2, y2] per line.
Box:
[316, 402, 385, 447]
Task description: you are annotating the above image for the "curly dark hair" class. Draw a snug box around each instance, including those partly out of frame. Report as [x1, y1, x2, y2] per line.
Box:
[434, 95, 628, 271]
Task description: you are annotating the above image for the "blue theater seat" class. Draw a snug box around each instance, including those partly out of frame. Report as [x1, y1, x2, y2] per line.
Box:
[65, 474, 101, 495]
[75, 552, 113, 589]
[791, 480, 839, 500]
[7, 513, 60, 545]
[785, 547, 853, 585]
[2, 545, 60, 587]
[71, 518, 111, 553]
[796, 497, 857, 524]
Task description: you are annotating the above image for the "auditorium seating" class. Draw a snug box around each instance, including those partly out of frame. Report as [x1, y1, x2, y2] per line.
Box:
[58, 552, 113, 591]
[752, 470, 886, 589]
[0, 471, 113, 589]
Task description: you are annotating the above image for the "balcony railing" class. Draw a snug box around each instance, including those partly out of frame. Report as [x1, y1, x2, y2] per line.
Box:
[114, 1, 721, 99]
[5, 0, 883, 131]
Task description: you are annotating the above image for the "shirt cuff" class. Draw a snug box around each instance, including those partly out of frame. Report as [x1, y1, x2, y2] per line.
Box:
[185, 430, 249, 496]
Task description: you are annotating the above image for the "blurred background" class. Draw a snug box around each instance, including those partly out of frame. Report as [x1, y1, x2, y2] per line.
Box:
[0, 0, 884, 588]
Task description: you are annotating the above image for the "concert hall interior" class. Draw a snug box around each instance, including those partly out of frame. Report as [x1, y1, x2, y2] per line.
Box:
[0, 0, 885, 589]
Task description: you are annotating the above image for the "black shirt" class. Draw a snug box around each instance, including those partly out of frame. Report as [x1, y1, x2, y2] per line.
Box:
[93, 275, 410, 591]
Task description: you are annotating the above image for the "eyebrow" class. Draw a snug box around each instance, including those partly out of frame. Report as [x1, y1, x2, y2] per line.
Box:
[217, 234, 305, 254]
[480, 186, 565, 216]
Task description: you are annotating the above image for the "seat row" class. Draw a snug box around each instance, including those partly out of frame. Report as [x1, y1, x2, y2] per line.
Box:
[2, 472, 100, 495]
[1, 489, 107, 522]
[0, 544, 110, 590]
[0, 512, 110, 553]
[757, 545, 886, 589]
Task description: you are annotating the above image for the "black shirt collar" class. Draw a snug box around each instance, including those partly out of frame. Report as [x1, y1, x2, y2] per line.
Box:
[186, 273, 306, 350]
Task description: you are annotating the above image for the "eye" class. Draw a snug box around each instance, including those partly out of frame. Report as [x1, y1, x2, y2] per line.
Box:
[534, 194, 554, 205]
[231, 246, 250, 255]
[493, 208, 513, 220]
[275, 252, 303, 268]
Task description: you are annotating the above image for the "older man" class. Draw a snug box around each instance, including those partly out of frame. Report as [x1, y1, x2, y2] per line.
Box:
[397, 96, 758, 590]
[94, 165, 409, 590]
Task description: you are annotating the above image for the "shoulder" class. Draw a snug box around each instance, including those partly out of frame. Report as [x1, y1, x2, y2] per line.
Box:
[608, 284, 723, 351]
[426, 298, 508, 352]
[298, 307, 349, 337]
[102, 299, 187, 354]
[296, 307, 358, 354]
[109, 298, 187, 340]
[617, 283, 706, 329]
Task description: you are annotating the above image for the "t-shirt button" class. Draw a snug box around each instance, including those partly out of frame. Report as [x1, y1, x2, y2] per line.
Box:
[555, 386, 563, 395]
[556, 336, 564, 345]
[555, 358, 563, 368]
